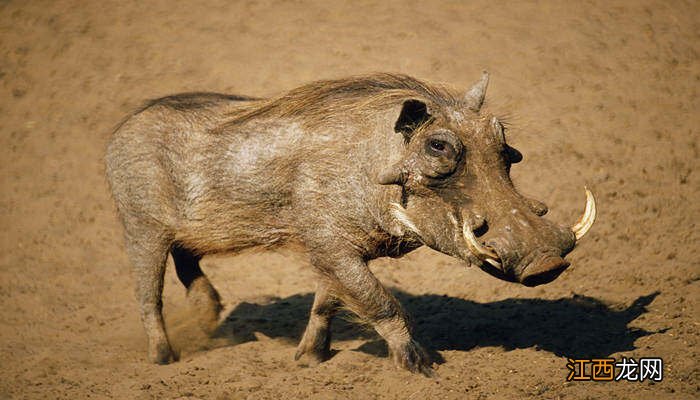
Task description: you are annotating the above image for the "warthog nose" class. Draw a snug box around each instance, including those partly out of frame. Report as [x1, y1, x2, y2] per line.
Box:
[519, 255, 570, 287]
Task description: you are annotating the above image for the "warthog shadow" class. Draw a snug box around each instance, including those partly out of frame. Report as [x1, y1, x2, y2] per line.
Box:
[213, 290, 661, 361]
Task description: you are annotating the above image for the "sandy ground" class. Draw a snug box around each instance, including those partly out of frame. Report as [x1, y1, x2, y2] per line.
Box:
[1, 0, 698, 398]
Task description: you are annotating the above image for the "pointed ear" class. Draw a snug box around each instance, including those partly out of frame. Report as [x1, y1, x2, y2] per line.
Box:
[394, 99, 430, 142]
[464, 71, 489, 111]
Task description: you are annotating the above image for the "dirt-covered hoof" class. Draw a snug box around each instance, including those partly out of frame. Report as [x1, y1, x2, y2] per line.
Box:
[149, 341, 176, 365]
[390, 339, 435, 377]
[294, 324, 332, 365]
[294, 345, 331, 366]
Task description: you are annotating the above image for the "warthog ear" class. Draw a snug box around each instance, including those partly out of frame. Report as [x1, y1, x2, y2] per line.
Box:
[464, 71, 489, 112]
[394, 99, 430, 142]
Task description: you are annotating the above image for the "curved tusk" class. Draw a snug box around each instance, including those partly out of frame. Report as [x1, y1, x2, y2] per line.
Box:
[462, 220, 501, 267]
[572, 188, 597, 240]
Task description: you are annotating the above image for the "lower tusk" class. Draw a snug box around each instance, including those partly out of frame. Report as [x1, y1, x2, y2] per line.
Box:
[462, 220, 501, 266]
[390, 203, 422, 236]
[572, 188, 597, 240]
[485, 258, 501, 268]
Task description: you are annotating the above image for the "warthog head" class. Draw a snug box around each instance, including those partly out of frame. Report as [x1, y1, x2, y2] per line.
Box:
[380, 72, 596, 286]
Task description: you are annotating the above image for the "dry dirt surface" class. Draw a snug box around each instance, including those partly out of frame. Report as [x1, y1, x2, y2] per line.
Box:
[1, 1, 698, 399]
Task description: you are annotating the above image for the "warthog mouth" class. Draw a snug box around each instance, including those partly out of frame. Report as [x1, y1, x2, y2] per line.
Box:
[518, 254, 570, 287]
[472, 250, 570, 286]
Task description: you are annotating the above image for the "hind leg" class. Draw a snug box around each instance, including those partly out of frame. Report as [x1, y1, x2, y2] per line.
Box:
[124, 227, 174, 364]
[171, 244, 223, 336]
[295, 281, 340, 363]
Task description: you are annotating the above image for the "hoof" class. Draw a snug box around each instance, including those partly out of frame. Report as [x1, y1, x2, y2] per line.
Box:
[294, 342, 331, 365]
[390, 339, 435, 377]
[149, 341, 176, 365]
[294, 322, 332, 365]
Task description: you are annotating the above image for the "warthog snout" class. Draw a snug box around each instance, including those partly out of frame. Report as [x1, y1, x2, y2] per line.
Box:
[461, 189, 596, 286]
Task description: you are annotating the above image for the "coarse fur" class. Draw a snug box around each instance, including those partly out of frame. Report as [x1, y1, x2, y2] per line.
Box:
[106, 73, 579, 375]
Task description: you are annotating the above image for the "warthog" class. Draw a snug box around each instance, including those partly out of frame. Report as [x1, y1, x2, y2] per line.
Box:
[105, 72, 595, 375]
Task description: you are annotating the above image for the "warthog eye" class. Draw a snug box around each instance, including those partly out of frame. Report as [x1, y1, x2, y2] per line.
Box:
[420, 131, 463, 181]
[426, 139, 456, 158]
[430, 140, 445, 152]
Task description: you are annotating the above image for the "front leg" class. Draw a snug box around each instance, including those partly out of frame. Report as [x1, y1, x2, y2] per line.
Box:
[310, 250, 433, 376]
[295, 281, 340, 363]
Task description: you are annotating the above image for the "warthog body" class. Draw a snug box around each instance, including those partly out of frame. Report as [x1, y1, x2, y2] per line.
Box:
[106, 73, 595, 375]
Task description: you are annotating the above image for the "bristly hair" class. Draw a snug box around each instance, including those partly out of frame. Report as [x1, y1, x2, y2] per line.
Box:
[215, 73, 462, 132]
